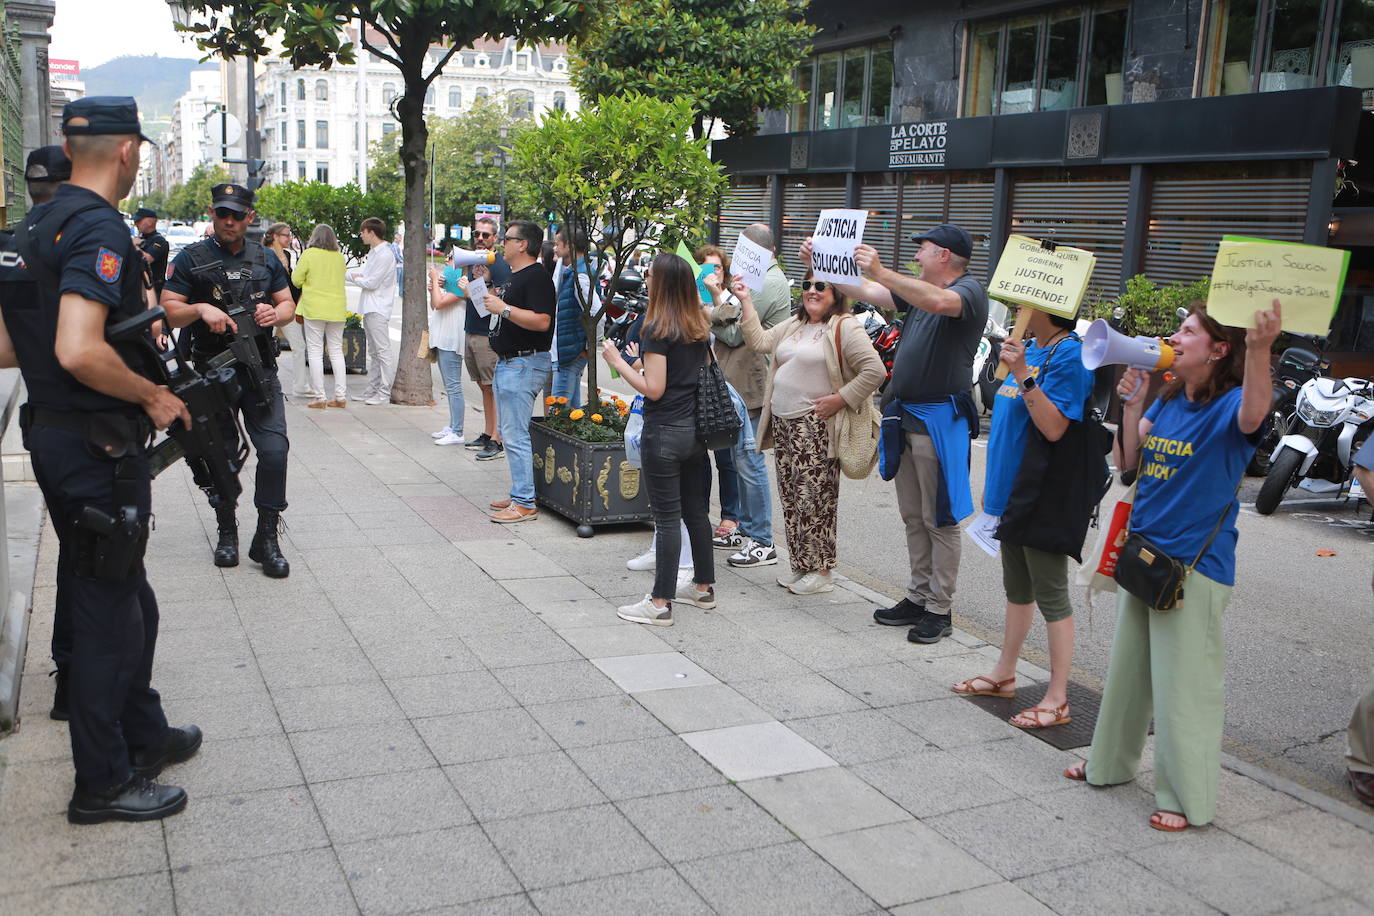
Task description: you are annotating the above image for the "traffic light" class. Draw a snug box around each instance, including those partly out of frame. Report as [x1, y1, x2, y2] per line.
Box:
[246, 159, 267, 191]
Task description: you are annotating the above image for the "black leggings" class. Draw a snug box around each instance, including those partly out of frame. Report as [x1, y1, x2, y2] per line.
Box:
[642, 422, 715, 600]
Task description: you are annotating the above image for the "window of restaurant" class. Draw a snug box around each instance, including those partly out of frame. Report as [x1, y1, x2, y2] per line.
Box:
[790, 41, 895, 131]
[1201, 0, 1374, 100]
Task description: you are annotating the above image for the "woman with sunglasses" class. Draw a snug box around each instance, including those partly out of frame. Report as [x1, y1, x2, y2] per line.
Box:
[266, 223, 315, 401]
[730, 273, 885, 595]
[291, 224, 349, 408]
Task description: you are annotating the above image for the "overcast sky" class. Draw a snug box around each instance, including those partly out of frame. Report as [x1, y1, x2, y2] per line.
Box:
[50, 0, 205, 69]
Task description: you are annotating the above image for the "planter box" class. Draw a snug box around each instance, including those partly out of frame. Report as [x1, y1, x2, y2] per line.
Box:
[530, 418, 651, 537]
[320, 326, 368, 375]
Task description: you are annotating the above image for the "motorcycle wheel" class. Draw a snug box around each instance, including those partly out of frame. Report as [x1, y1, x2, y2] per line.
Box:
[1245, 410, 1286, 476]
[1255, 446, 1302, 515]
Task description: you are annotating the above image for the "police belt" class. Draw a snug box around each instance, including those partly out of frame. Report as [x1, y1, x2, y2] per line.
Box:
[23, 404, 151, 457]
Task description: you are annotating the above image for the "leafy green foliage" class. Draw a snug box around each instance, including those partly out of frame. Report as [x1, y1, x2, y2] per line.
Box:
[543, 394, 632, 442]
[120, 188, 169, 218]
[255, 181, 402, 260]
[150, 163, 232, 222]
[516, 92, 726, 398]
[1093, 274, 1212, 338]
[571, 0, 814, 138]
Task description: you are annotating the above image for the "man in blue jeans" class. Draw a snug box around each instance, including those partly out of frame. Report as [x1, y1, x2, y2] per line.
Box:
[482, 220, 556, 523]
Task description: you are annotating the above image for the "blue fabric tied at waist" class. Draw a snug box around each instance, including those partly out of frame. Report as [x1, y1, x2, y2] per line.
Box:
[879, 394, 975, 527]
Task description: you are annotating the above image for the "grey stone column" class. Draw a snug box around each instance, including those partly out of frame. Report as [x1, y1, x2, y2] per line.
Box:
[8, 0, 55, 159]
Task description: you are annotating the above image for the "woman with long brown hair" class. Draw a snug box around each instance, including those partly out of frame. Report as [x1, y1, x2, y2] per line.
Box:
[1064, 300, 1281, 832]
[603, 253, 717, 625]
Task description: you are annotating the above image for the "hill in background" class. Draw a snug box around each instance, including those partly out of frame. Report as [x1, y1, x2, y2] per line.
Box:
[84, 54, 218, 127]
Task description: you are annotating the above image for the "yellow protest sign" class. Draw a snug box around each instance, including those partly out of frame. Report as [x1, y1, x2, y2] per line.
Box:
[987, 235, 1097, 320]
[1206, 236, 1349, 335]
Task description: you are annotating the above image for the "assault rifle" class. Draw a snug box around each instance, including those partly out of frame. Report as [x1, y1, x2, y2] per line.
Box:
[107, 306, 248, 504]
[188, 258, 277, 408]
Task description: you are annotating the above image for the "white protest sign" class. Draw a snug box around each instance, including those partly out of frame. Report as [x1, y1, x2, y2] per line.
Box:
[730, 233, 773, 291]
[466, 276, 494, 327]
[809, 208, 868, 284]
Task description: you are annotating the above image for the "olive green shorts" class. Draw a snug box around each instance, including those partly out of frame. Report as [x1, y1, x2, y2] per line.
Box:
[1000, 543, 1073, 622]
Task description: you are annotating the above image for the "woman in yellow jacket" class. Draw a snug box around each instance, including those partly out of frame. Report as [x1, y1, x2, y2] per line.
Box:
[292, 224, 349, 407]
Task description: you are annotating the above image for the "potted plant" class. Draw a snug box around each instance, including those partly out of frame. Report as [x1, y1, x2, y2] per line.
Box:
[531, 394, 646, 537]
[342, 312, 367, 374]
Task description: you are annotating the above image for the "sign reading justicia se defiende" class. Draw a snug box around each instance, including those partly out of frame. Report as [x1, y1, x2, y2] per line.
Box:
[888, 121, 949, 169]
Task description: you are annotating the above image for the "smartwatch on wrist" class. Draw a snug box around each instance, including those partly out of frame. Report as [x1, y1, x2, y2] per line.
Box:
[1020, 375, 1037, 393]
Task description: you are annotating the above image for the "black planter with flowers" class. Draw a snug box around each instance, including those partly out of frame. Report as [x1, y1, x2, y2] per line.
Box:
[529, 395, 650, 537]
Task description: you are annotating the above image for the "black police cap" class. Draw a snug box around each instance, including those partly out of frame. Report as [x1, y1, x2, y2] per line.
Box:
[25, 145, 71, 181]
[132, 207, 159, 221]
[62, 96, 154, 144]
[210, 183, 256, 214]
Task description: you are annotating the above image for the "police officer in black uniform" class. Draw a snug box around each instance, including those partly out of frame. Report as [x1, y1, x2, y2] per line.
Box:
[0, 97, 201, 824]
[132, 206, 169, 300]
[161, 184, 295, 577]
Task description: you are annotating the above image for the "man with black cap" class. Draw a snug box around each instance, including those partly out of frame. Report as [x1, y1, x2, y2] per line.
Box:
[160, 182, 296, 578]
[0, 97, 200, 824]
[132, 207, 169, 299]
[802, 223, 988, 645]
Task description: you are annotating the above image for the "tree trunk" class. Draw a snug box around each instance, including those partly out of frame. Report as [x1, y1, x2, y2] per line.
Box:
[389, 72, 435, 406]
[581, 311, 600, 402]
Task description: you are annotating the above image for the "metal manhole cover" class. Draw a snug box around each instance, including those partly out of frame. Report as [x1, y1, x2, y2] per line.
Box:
[961, 680, 1145, 751]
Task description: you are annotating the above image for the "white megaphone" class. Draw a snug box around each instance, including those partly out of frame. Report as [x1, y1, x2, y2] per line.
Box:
[450, 248, 496, 268]
[1082, 319, 1174, 400]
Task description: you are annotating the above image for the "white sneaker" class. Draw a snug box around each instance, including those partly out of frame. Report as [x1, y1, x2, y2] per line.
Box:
[776, 569, 805, 588]
[435, 432, 465, 446]
[351, 394, 369, 402]
[674, 581, 717, 609]
[727, 539, 778, 568]
[626, 548, 656, 571]
[365, 396, 387, 406]
[431, 427, 453, 439]
[676, 568, 694, 589]
[617, 595, 673, 627]
[788, 571, 834, 595]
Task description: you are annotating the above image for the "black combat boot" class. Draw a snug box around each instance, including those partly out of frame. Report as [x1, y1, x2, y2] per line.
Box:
[49, 668, 69, 721]
[248, 509, 290, 578]
[213, 504, 239, 567]
[68, 776, 188, 825]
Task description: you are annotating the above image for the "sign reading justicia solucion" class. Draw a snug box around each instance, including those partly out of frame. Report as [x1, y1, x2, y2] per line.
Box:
[888, 121, 948, 169]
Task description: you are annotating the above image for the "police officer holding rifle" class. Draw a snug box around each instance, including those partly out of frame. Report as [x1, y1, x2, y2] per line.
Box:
[160, 183, 296, 578]
[0, 98, 201, 824]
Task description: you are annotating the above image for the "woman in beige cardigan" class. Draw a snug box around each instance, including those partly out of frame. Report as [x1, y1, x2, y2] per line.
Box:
[731, 273, 885, 594]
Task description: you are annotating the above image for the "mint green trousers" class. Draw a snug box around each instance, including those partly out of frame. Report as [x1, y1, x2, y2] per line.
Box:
[1085, 572, 1232, 826]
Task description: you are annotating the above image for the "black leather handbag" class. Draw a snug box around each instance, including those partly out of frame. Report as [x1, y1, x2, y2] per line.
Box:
[1113, 501, 1231, 612]
[695, 347, 741, 451]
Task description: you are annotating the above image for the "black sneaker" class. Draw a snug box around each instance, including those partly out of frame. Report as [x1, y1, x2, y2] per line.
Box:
[475, 440, 505, 461]
[130, 725, 203, 779]
[874, 598, 926, 627]
[464, 433, 491, 450]
[49, 668, 69, 721]
[908, 612, 953, 644]
[68, 776, 188, 825]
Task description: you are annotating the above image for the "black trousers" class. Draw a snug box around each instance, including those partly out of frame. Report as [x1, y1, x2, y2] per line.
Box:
[642, 422, 715, 600]
[29, 426, 169, 791]
[198, 364, 290, 512]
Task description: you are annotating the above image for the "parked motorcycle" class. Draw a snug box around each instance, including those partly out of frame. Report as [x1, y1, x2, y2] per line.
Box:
[851, 301, 902, 393]
[1247, 340, 1326, 476]
[1254, 374, 1374, 515]
[603, 268, 648, 349]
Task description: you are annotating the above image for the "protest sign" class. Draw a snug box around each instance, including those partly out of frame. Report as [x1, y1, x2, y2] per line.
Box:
[809, 209, 868, 284]
[673, 240, 712, 304]
[466, 276, 493, 328]
[1206, 236, 1349, 335]
[731, 233, 772, 291]
[987, 235, 1096, 320]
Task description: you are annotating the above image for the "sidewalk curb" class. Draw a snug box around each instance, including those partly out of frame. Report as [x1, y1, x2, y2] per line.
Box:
[1220, 751, 1374, 834]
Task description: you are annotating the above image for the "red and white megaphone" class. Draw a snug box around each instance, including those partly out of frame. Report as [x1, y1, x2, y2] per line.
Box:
[1081, 319, 1174, 371]
[450, 248, 497, 268]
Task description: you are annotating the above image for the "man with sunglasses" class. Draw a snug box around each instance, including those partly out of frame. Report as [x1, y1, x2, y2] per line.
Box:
[161, 184, 297, 579]
[460, 217, 512, 459]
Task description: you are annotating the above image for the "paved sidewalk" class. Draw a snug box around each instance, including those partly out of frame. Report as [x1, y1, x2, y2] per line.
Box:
[1, 389, 1372, 915]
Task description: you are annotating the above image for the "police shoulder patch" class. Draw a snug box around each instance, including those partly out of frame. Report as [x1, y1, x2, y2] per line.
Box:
[96, 247, 123, 283]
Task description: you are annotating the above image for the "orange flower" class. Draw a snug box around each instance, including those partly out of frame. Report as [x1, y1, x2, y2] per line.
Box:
[591, 413, 604, 423]
[614, 398, 627, 409]
[557, 396, 569, 405]
[544, 395, 556, 406]
[569, 408, 585, 420]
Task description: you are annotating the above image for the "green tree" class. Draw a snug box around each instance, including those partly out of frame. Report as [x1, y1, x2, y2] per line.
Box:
[516, 93, 726, 400]
[255, 181, 402, 260]
[366, 97, 541, 235]
[163, 163, 232, 221]
[571, 0, 815, 138]
[176, 0, 587, 405]
[119, 188, 168, 218]
[1094, 274, 1212, 338]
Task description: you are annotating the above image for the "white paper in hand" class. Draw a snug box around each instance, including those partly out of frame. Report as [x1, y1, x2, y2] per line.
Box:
[809, 208, 868, 285]
[467, 276, 492, 328]
[965, 512, 1001, 558]
[730, 233, 772, 291]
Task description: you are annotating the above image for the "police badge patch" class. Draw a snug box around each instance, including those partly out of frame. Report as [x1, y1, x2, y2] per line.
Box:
[96, 247, 123, 283]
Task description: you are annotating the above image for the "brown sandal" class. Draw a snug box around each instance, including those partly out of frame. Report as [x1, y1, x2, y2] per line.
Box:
[1010, 703, 1071, 729]
[1149, 810, 1189, 832]
[951, 675, 1016, 698]
[1063, 761, 1087, 781]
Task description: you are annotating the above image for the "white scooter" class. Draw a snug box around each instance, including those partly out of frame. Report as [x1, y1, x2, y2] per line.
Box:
[1254, 375, 1374, 515]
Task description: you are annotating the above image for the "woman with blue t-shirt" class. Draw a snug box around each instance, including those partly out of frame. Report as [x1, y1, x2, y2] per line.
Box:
[1064, 301, 1282, 832]
[953, 308, 1092, 730]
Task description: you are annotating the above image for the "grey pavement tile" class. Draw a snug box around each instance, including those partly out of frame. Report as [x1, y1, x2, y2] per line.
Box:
[290, 721, 435, 782]
[632, 683, 773, 734]
[1206, 766, 1310, 828]
[1282, 896, 1374, 916]
[463, 628, 581, 669]
[618, 784, 793, 862]
[492, 659, 623, 705]
[958, 734, 1085, 797]
[566, 735, 727, 801]
[808, 819, 1002, 908]
[175, 733, 305, 797]
[593, 652, 720, 693]
[367, 525, 451, 546]
[361, 637, 485, 679]
[527, 866, 713, 916]
[256, 646, 377, 691]
[1030, 782, 1179, 852]
[681, 642, 812, 683]
[422, 893, 541, 915]
[786, 709, 932, 766]
[738, 767, 911, 840]
[677, 840, 876, 916]
[3, 871, 174, 916]
[903, 651, 1006, 689]
[344, 608, 453, 648]
[884, 696, 1024, 749]
[527, 694, 671, 749]
[484, 803, 665, 890]
[156, 623, 253, 659]
[529, 598, 622, 630]
[173, 847, 356, 916]
[1014, 856, 1219, 916]
[733, 673, 871, 720]
[890, 881, 1056, 916]
[681, 721, 837, 781]
[445, 749, 606, 820]
[0, 761, 71, 824]
[925, 797, 1118, 880]
[502, 575, 603, 606]
[1128, 829, 1344, 915]
[821, 661, 953, 708]
[770, 634, 894, 672]
[166, 689, 282, 742]
[558, 622, 673, 659]
[1229, 807, 1374, 907]
[310, 767, 473, 844]
[164, 786, 329, 869]
[154, 654, 268, 699]
[389, 669, 518, 719]
[454, 538, 568, 579]
[337, 825, 522, 915]
[851, 749, 1022, 819]
[153, 598, 242, 631]
[273, 680, 404, 732]
[0, 717, 71, 765]
[413, 707, 558, 765]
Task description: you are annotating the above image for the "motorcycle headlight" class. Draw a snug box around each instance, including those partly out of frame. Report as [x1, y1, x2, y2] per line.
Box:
[1296, 400, 1341, 427]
